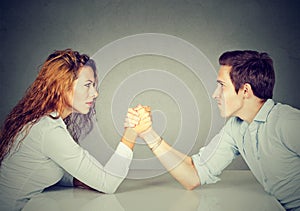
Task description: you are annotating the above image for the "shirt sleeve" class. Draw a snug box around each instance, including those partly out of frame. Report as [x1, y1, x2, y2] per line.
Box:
[191, 125, 239, 185]
[42, 125, 133, 193]
[280, 107, 300, 156]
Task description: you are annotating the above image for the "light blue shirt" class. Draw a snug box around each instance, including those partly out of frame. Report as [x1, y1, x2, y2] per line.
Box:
[192, 99, 300, 210]
[0, 115, 133, 211]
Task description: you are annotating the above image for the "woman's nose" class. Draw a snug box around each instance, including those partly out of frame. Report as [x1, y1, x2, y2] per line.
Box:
[94, 90, 99, 99]
[91, 87, 99, 99]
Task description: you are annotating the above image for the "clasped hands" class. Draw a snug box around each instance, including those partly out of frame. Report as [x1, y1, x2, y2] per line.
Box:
[122, 104, 161, 150]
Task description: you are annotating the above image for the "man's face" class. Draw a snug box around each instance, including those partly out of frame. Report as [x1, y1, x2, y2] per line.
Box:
[212, 65, 244, 118]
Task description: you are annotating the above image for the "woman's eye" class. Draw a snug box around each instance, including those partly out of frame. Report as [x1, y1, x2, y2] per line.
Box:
[84, 83, 91, 88]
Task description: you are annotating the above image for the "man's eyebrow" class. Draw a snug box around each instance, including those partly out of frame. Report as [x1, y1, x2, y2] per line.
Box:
[217, 80, 225, 84]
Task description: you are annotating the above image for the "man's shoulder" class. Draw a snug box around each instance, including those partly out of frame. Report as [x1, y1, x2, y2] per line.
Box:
[263, 102, 300, 133]
[271, 102, 300, 119]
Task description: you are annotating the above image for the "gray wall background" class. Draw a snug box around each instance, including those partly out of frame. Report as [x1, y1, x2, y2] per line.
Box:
[1, 0, 300, 170]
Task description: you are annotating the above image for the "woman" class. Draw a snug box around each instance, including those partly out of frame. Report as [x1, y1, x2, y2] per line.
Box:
[0, 49, 151, 211]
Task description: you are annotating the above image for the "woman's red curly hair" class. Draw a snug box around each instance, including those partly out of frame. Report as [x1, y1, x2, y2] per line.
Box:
[0, 49, 98, 164]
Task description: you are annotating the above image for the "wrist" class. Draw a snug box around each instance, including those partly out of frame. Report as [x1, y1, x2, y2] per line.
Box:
[140, 128, 161, 148]
[122, 128, 137, 150]
[139, 127, 155, 139]
[150, 138, 163, 152]
[123, 128, 137, 140]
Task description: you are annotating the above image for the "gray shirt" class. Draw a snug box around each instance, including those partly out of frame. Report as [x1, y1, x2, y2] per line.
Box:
[192, 99, 300, 210]
[0, 115, 132, 211]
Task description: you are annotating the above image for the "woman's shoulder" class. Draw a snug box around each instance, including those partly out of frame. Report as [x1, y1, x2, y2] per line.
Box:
[33, 114, 67, 131]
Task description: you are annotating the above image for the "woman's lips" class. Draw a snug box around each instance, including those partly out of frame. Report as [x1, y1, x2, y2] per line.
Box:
[86, 102, 93, 107]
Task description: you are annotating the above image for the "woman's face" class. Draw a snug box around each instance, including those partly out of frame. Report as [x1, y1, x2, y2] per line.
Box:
[64, 65, 98, 117]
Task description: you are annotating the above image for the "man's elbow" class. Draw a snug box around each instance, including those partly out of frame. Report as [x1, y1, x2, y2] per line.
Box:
[183, 180, 200, 190]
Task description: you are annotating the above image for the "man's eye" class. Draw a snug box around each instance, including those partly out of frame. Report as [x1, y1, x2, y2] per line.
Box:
[217, 83, 224, 88]
[219, 83, 225, 87]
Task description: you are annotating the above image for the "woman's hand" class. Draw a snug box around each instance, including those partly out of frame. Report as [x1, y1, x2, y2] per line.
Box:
[122, 108, 140, 150]
[124, 105, 152, 134]
[122, 104, 152, 150]
[133, 105, 152, 134]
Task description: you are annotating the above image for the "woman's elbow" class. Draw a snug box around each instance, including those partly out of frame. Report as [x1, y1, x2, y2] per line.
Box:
[101, 185, 118, 194]
[101, 180, 122, 194]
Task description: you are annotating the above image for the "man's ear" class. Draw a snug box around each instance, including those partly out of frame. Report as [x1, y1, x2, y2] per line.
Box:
[242, 83, 253, 98]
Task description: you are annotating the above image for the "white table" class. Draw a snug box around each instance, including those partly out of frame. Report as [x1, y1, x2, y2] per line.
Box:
[23, 170, 285, 211]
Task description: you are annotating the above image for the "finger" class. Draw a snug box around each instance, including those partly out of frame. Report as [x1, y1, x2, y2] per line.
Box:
[139, 111, 151, 120]
[136, 121, 152, 133]
[126, 112, 139, 119]
[125, 115, 139, 125]
[136, 114, 151, 124]
[124, 118, 137, 128]
[136, 105, 150, 112]
[124, 122, 135, 128]
[134, 104, 144, 112]
[127, 108, 139, 116]
[126, 111, 140, 121]
[137, 108, 151, 118]
[144, 106, 151, 112]
[125, 112, 140, 123]
[139, 116, 152, 126]
[140, 117, 152, 126]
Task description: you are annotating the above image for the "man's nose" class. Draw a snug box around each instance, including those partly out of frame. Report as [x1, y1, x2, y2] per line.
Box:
[212, 86, 220, 99]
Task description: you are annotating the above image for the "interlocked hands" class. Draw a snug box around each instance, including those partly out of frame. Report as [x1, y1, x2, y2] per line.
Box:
[124, 104, 152, 136]
[123, 104, 162, 150]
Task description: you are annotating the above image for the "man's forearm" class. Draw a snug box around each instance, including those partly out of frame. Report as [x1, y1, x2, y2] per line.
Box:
[141, 129, 201, 190]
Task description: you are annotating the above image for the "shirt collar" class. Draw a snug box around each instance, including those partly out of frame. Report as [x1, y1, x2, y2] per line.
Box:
[253, 99, 275, 122]
[49, 111, 67, 128]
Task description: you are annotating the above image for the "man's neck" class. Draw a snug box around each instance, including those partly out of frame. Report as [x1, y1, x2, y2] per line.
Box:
[239, 99, 265, 123]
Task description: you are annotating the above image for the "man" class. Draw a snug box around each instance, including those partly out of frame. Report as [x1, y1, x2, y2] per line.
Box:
[128, 50, 300, 210]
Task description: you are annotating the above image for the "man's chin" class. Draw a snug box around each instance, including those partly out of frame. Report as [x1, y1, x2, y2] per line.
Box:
[219, 110, 228, 118]
[218, 108, 224, 117]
